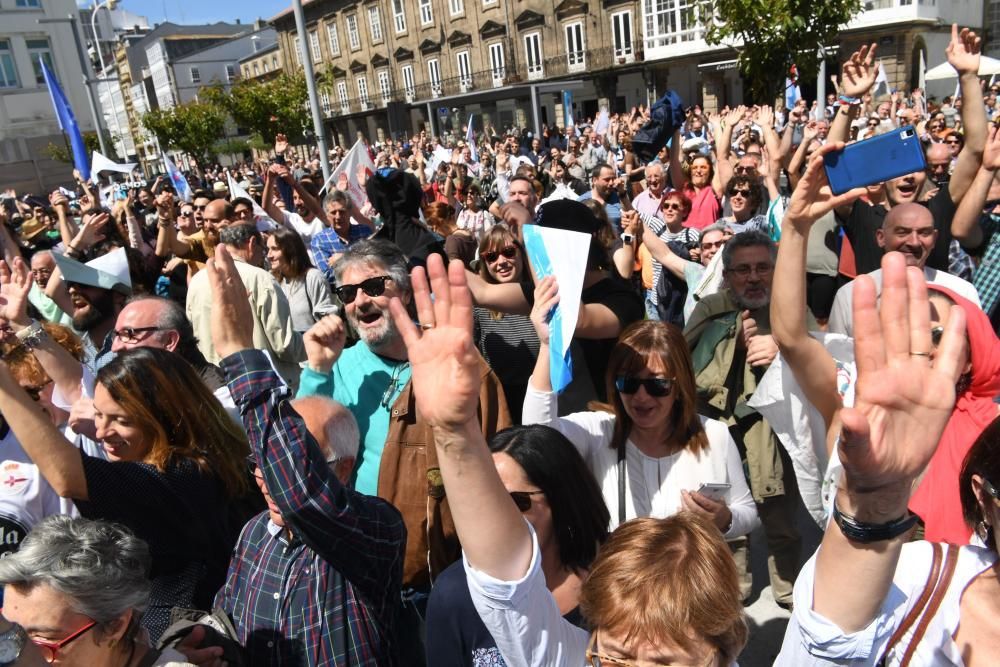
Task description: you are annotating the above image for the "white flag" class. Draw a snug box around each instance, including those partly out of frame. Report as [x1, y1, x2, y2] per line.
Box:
[321, 139, 376, 208]
[226, 172, 278, 232]
[90, 151, 137, 183]
[873, 60, 889, 97]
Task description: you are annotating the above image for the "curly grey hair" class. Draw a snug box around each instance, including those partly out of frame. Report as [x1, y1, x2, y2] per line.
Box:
[331, 238, 411, 296]
[0, 516, 151, 637]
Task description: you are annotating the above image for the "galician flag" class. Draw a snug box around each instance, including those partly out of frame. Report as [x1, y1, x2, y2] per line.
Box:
[41, 61, 89, 181]
[163, 154, 192, 203]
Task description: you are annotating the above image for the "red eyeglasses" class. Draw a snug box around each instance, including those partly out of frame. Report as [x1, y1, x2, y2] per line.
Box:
[29, 618, 97, 663]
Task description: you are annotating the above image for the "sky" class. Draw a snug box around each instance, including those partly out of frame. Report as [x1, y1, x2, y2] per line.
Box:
[87, 0, 290, 26]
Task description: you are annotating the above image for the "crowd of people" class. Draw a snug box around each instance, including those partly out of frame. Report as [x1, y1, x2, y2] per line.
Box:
[0, 21, 997, 667]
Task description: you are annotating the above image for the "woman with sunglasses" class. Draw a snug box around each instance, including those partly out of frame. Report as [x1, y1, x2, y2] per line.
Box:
[266, 227, 336, 333]
[425, 424, 609, 665]
[0, 341, 252, 642]
[0, 515, 196, 666]
[524, 294, 758, 536]
[388, 255, 748, 666]
[716, 176, 766, 234]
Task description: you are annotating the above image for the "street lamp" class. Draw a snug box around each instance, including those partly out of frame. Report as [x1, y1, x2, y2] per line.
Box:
[90, 0, 125, 158]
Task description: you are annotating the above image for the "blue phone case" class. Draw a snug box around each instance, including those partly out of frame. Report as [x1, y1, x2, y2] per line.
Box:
[823, 127, 926, 195]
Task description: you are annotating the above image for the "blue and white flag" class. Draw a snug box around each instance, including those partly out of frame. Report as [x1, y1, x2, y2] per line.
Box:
[521, 225, 591, 393]
[594, 109, 610, 136]
[465, 114, 478, 163]
[784, 79, 801, 111]
[163, 153, 192, 203]
[41, 61, 89, 181]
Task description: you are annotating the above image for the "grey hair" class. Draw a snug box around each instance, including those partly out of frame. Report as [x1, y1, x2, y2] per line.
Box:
[323, 189, 352, 210]
[720, 230, 777, 270]
[123, 295, 204, 365]
[331, 238, 411, 296]
[219, 222, 262, 248]
[290, 396, 360, 460]
[0, 516, 151, 635]
[700, 221, 731, 238]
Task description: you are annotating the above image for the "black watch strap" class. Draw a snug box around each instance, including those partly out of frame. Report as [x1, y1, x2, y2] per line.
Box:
[833, 503, 919, 543]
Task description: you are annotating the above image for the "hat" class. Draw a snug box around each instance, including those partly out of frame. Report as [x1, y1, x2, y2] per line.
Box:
[681, 137, 710, 154]
[17, 217, 48, 242]
[52, 247, 132, 295]
[213, 181, 228, 194]
[535, 200, 601, 235]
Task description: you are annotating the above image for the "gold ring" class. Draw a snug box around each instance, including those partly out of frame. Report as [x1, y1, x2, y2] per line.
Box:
[910, 351, 932, 358]
[420, 323, 435, 330]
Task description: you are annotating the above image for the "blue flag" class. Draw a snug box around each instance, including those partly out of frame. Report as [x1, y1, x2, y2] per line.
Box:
[163, 153, 192, 202]
[41, 61, 89, 181]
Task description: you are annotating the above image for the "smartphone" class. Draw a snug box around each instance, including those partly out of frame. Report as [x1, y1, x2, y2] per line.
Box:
[695, 482, 731, 502]
[823, 127, 926, 195]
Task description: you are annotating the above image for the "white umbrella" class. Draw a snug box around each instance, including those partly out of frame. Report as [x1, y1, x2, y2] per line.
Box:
[924, 56, 1000, 80]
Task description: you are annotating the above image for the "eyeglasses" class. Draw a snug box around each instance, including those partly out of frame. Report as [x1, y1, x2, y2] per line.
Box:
[194, 205, 207, 211]
[615, 376, 674, 397]
[734, 166, 755, 174]
[726, 263, 773, 277]
[482, 246, 518, 263]
[700, 240, 725, 251]
[585, 633, 717, 667]
[178, 211, 193, 218]
[945, 139, 961, 145]
[29, 617, 97, 663]
[729, 189, 752, 199]
[334, 275, 392, 305]
[662, 202, 683, 211]
[112, 326, 166, 343]
[509, 490, 545, 512]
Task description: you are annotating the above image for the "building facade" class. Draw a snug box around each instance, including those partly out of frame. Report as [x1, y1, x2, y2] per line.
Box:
[0, 0, 97, 192]
[270, 0, 985, 145]
[238, 36, 282, 82]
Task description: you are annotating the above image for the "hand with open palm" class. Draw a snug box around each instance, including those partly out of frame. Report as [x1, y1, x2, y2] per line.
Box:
[840, 43, 879, 99]
[0, 258, 32, 330]
[946, 24, 981, 78]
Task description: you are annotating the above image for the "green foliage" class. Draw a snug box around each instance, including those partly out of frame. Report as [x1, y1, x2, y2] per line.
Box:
[214, 137, 251, 157]
[42, 131, 111, 163]
[696, 0, 864, 101]
[142, 101, 227, 161]
[202, 73, 310, 145]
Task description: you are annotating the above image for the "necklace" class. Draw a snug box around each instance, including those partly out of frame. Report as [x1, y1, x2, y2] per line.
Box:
[380, 360, 410, 409]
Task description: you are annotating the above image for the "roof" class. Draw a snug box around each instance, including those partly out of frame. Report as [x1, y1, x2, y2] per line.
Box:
[237, 40, 280, 64]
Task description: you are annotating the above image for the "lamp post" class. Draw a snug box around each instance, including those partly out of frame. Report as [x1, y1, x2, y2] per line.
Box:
[90, 0, 126, 158]
[292, 0, 330, 182]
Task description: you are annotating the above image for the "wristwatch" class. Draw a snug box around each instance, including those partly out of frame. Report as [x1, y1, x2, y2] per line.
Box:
[621, 233, 634, 245]
[833, 503, 919, 543]
[0, 623, 26, 665]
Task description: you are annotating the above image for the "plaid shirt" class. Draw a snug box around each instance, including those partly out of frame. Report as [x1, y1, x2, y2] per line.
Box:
[972, 213, 1000, 318]
[310, 225, 371, 281]
[216, 349, 405, 666]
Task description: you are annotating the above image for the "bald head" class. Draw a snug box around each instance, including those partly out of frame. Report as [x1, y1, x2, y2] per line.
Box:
[878, 202, 937, 267]
[291, 396, 360, 464]
[925, 143, 951, 183]
[203, 199, 234, 231]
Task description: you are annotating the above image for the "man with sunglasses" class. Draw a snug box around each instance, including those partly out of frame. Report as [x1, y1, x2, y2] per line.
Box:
[684, 231, 805, 609]
[296, 238, 510, 665]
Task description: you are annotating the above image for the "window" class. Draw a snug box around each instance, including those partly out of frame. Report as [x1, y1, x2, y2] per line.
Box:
[187, 66, 201, 84]
[401, 64, 415, 100]
[565, 22, 585, 71]
[253, 63, 260, 76]
[488, 42, 505, 87]
[368, 6, 383, 43]
[427, 58, 441, 96]
[15, 0, 41, 7]
[293, 37, 302, 66]
[337, 79, 349, 113]
[272, 55, 278, 70]
[456, 51, 472, 89]
[320, 90, 331, 115]
[27, 39, 53, 85]
[392, 0, 406, 33]
[346, 14, 360, 50]
[263, 60, 269, 73]
[309, 30, 321, 62]
[327, 23, 340, 56]
[449, 0, 464, 16]
[483, 0, 497, 5]
[356, 76, 370, 106]
[226, 64, 236, 82]
[377, 69, 391, 103]
[419, 0, 433, 25]
[643, 0, 703, 48]
[611, 11, 634, 61]
[0, 40, 19, 88]
[524, 33, 542, 80]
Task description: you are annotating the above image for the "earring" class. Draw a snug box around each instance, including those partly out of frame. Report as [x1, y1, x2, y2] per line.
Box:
[977, 519, 993, 543]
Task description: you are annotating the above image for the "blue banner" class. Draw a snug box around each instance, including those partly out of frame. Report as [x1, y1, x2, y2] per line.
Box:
[41, 61, 89, 181]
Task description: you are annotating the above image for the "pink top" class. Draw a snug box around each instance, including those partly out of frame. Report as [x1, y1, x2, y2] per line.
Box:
[684, 185, 721, 230]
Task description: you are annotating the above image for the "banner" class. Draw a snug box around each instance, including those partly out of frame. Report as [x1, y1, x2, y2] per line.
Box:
[563, 91, 575, 128]
[163, 153, 192, 203]
[320, 139, 375, 208]
[465, 114, 478, 163]
[90, 151, 136, 183]
[41, 61, 89, 181]
[226, 172, 277, 231]
[594, 109, 609, 136]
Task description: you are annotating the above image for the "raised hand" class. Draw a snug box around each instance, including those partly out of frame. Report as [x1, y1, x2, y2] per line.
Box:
[74, 213, 109, 250]
[302, 314, 346, 374]
[0, 259, 31, 328]
[840, 44, 879, 99]
[838, 253, 967, 492]
[529, 276, 559, 346]
[754, 105, 775, 130]
[206, 244, 254, 359]
[388, 254, 480, 431]
[274, 133, 289, 155]
[784, 142, 867, 227]
[946, 24, 981, 77]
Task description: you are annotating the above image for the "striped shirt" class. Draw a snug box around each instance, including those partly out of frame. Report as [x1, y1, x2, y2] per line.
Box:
[216, 349, 406, 666]
[638, 212, 700, 306]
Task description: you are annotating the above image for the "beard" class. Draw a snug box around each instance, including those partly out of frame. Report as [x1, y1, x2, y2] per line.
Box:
[72, 291, 115, 332]
[347, 302, 399, 349]
[732, 287, 770, 312]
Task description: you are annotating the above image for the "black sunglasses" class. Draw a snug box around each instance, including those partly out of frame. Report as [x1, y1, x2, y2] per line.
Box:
[509, 490, 545, 512]
[615, 376, 674, 397]
[729, 188, 753, 198]
[483, 246, 518, 263]
[334, 275, 392, 305]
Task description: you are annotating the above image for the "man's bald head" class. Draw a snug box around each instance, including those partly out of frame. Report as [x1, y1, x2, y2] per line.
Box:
[203, 199, 234, 231]
[878, 202, 937, 267]
[290, 396, 360, 481]
[925, 143, 951, 183]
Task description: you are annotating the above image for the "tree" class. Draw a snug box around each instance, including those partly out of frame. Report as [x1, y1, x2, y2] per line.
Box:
[696, 0, 863, 102]
[142, 101, 227, 161]
[42, 131, 113, 163]
[201, 73, 311, 144]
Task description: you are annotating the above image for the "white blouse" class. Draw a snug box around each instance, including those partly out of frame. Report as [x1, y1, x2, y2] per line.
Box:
[521, 386, 759, 537]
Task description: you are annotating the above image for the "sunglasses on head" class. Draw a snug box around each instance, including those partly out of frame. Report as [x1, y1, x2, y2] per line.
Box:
[615, 376, 674, 397]
[509, 490, 545, 512]
[334, 275, 392, 305]
[483, 246, 518, 263]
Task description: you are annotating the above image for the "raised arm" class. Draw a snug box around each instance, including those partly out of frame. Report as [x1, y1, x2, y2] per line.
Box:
[829, 44, 879, 145]
[715, 107, 743, 194]
[389, 254, 532, 581]
[154, 193, 192, 258]
[812, 252, 966, 632]
[772, 143, 866, 430]
[951, 125, 1000, 248]
[946, 25, 986, 204]
[755, 106, 783, 200]
[668, 129, 687, 191]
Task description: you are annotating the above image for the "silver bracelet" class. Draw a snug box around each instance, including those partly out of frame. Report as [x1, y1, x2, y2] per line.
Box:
[14, 320, 45, 349]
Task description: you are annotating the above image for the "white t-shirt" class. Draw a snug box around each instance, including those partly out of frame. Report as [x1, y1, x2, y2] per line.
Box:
[521, 386, 758, 536]
[281, 209, 325, 244]
[827, 267, 983, 336]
